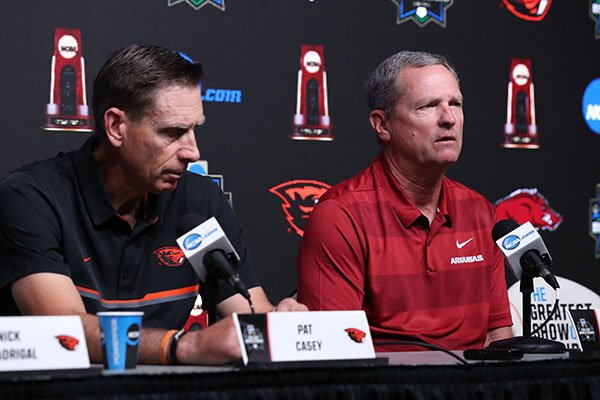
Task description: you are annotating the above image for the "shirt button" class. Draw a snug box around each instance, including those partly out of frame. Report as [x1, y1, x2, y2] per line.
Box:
[122, 271, 129, 280]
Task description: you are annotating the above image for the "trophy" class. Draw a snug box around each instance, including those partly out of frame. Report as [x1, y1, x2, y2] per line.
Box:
[592, 0, 600, 39]
[42, 28, 93, 132]
[503, 58, 539, 149]
[590, 184, 600, 258]
[291, 45, 333, 141]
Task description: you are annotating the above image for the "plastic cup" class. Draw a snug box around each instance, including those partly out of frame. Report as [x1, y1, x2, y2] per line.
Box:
[97, 311, 143, 371]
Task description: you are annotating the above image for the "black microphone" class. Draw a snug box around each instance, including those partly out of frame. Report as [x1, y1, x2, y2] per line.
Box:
[176, 214, 252, 301]
[492, 219, 559, 289]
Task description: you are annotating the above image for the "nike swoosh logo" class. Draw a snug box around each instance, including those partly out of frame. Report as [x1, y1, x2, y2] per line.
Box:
[456, 238, 473, 249]
[83, 257, 92, 263]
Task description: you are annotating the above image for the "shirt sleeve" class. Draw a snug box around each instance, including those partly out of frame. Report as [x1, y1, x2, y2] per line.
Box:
[0, 171, 70, 290]
[297, 198, 366, 311]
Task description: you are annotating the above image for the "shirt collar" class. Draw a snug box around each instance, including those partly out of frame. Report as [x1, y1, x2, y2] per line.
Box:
[72, 137, 159, 227]
[372, 152, 452, 228]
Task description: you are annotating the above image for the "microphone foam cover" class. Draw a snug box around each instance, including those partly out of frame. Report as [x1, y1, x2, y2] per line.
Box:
[491, 219, 519, 242]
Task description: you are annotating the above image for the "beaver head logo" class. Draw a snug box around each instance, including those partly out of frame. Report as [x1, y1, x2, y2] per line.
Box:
[344, 328, 366, 343]
[269, 180, 331, 237]
[153, 246, 185, 267]
[495, 188, 563, 231]
[502, 0, 553, 21]
[56, 335, 79, 351]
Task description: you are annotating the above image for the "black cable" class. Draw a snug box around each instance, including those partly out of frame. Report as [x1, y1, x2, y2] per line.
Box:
[526, 297, 559, 338]
[373, 340, 469, 365]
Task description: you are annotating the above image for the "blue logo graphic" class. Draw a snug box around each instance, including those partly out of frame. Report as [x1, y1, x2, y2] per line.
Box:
[202, 88, 242, 103]
[168, 0, 225, 11]
[188, 163, 207, 175]
[177, 52, 242, 104]
[502, 235, 521, 250]
[390, 0, 454, 27]
[183, 233, 203, 250]
[583, 78, 600, 134]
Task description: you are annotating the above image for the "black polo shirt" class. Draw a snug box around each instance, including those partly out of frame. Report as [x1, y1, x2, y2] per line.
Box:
[0, 138, 259, 329]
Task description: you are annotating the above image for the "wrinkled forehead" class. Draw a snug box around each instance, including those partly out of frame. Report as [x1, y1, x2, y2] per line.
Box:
[144, 83, 203, 114]
[395, 65, 461, 98]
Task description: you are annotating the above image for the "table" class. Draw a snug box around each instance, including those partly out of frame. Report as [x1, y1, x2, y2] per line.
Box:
[2, 352, 599, 400]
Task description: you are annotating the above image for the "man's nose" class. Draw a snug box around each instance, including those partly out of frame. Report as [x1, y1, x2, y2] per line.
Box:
[439, 104, 457, 128]
[179, 130, 200, 162]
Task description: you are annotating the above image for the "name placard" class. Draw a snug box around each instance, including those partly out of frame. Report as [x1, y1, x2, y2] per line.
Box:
[233, 311, 375, 365]
[0, 316, 90, 372]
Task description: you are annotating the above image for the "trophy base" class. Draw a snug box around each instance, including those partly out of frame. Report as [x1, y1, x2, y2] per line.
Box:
[43, 115, 93, 133]
[291, 126, 334, 141]
[502, 143, 540, 150]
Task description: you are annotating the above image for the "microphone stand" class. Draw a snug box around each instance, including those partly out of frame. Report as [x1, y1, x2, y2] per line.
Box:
[488, 271, 566, 353]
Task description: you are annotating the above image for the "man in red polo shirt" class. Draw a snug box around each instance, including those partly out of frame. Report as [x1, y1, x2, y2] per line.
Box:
[297, 51, 513, 351]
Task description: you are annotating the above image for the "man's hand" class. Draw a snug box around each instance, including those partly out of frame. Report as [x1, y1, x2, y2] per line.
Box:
[484, 326, 513, 347]
[217, 286, 307, 315]
[272, 297, 308, 312]
[176, 316, 241, 365]
[175, 297, 307, 365]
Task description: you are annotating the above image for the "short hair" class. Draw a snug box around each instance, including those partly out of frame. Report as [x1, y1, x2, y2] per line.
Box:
[92, 44, 204, 136]
[365, 51, 459, 117]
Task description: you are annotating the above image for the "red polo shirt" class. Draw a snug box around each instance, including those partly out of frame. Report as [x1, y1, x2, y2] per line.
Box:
[297, 154, 512, 351]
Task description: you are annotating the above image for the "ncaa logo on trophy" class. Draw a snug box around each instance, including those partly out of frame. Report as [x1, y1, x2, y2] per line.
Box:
[42, 28, 93, 132]
[291, 45, 333, 141]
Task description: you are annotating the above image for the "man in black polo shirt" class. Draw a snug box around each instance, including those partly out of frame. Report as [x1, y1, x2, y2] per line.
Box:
[0, 44, 305, 365]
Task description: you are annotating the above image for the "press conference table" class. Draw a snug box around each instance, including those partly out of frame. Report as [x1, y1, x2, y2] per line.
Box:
[3, 351, 600, 400]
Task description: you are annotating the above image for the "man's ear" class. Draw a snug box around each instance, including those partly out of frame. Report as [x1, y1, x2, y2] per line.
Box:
[369, 110, 391, 143]
[103, 107, 127, 147]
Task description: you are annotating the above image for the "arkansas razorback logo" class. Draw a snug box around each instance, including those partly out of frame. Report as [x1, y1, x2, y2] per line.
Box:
[269, 180, 331, 237]
[56, 335, 79, 351]
[344, 328, 366, 343]
[502, 0, 553, 21]
[495, 188, 563, 231]
[153, 246, 185, 267]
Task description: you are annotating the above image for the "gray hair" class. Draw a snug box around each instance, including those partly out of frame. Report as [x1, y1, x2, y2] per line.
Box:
[365, 51, 459, 116]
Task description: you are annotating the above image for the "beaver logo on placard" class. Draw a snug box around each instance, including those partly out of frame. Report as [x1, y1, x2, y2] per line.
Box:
[344, 328, 366, 343]
[56, 335, 79, 351]
[270, 180, 331, 237]
[153, 246, 185, 267]
[167, 0, 225, 11]
[502, 0, 553, 21]
[495, 188, 563, 231]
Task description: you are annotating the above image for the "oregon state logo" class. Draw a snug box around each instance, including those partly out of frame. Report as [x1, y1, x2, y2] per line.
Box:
[495, 188, 563, 231]
[56, 335, 79, 351]
[153, 246, 185, 267]
[270, 180, 331, 237]
[502, 0, 553, 21]
[344, 328, 366, 343]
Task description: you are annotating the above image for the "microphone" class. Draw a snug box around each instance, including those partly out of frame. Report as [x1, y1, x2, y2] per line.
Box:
[176, 214, 252, 301]
[492, 219, 559, 289]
